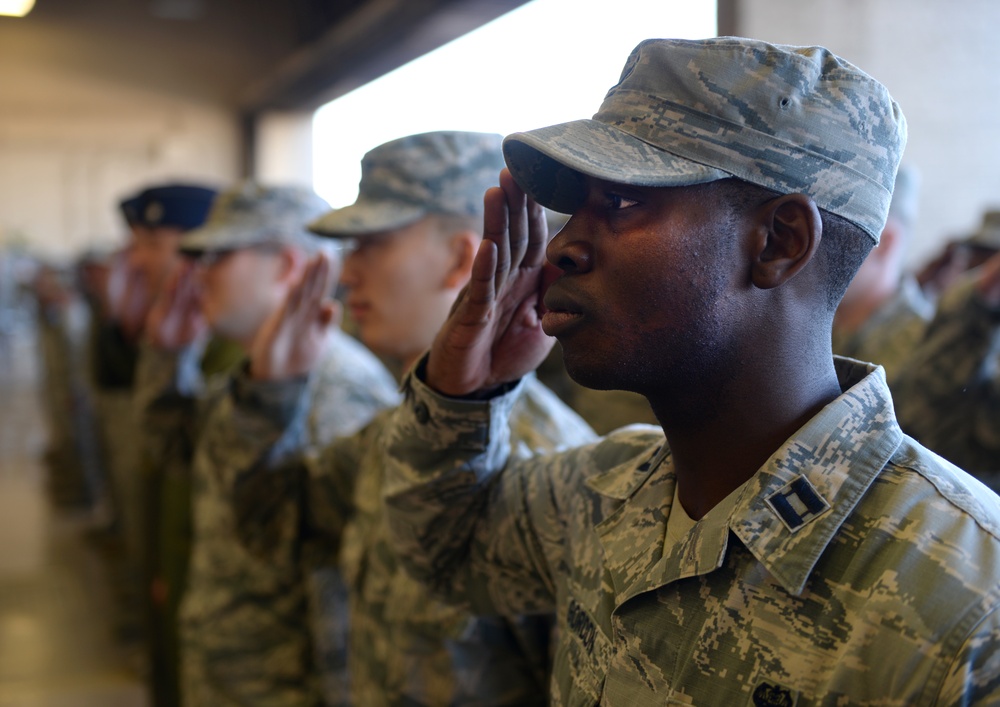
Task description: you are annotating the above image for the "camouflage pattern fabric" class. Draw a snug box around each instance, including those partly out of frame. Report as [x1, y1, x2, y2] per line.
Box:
[308, 131, 506, 238]
[382, 357, 1000, 706]
[893, 275, 1000, 483]
[137, 328, 397, 706]
[502, 37, 906, 243]
[832, 274, 933, 386]
[233, 374, 595, 706]
[180, 183, 331, 256]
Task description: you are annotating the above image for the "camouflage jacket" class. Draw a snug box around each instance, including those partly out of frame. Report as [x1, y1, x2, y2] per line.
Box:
[137, 329, 398, 706]
[383, 358, 1000, 706]
[234, 371, 596, 706]
[832, 274, 933, 385]
[893, 275, 1000, 481]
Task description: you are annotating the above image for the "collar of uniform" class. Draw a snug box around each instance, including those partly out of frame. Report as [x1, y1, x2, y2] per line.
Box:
[594, 359, 903, 608]
[730, 358, 903, 596]
[585, 439, 670, 500]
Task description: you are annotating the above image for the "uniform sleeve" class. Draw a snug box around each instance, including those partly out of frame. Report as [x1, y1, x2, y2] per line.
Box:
[134, 342, 208, 467]
[935, 605, 1000, 706]
[383, 362, 582, 617]
[227, 372, 383, 566]
[224, 369, 317, 561]
[89, 319, 138, 390]
[893, 276, 1000, 474]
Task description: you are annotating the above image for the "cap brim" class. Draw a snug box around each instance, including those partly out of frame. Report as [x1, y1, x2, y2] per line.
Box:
[178, 221, 260, 255]
[308, 198, 426, 239]
[503, 119, 731, 213]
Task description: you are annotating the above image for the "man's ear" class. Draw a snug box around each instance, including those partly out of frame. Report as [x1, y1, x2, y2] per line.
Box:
[442, 230, 478, 290]
[751, 193, 822, 290]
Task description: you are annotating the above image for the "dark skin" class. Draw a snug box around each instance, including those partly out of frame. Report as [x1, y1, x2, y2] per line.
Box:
[426, 168, 844, 520]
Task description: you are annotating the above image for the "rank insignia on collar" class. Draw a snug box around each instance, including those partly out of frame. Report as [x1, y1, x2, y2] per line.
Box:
[765, 474, 831, 533]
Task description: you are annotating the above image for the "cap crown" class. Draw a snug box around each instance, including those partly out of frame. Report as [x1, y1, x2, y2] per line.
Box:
[181, 183, 330, 253]
[504, 37, 907, 242]
[310, 131, 505, 237]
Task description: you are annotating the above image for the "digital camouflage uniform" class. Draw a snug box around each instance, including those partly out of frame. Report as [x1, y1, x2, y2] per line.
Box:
[233, 371, 594, 706]
[221, 131, 595, 704]
[893, 274, 1000, 484]
[137, 182, 400, 706]
[831, 274, 933, 385]
[384, 358, 1000, 706]
[135, 334, 244, 707]
[137, 327, 397, 706]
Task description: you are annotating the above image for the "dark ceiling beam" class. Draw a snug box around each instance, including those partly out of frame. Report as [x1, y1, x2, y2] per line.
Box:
[240, 0, 529, 113]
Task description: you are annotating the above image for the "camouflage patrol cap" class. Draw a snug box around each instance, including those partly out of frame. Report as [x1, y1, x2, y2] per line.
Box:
[503, 37, 908, 243]
[180, 182, 330, 255]
[119, 195, 143, 227]
[308, 131, 505, 238]
[966, 210, 1000, 251]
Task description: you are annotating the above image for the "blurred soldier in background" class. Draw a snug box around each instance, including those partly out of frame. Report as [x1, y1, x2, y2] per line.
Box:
[832, 165, 933, 384]
[231, 132, 594, 705]
[916, 210, 1000, 301]
[894, 227, 1000, 486]
[136, 183, 398, 706]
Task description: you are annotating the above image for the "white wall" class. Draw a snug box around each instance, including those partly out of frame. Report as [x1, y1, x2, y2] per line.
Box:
[0, 3, 296, 261]
[255, 112, 314, 189]
[738, 0, 1000, 268]
[0, 66, 240, 260]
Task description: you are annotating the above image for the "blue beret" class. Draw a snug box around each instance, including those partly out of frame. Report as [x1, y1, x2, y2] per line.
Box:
[136, 184, 219, 231]
[119, 195, 143, 225]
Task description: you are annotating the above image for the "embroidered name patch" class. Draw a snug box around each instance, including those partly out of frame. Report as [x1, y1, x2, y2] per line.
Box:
[566, 598, 598, 654]
[765, 475, 830, 532]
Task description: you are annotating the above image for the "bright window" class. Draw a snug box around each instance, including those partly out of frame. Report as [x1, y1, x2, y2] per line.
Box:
[313, 0, 717, 207]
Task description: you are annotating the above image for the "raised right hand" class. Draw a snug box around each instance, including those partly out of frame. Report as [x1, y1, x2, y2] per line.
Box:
[249, 253, 340, 381]
[425, 169, 555, 397]
[975, 250, 1000, 307]
[145, 262, 206, 350]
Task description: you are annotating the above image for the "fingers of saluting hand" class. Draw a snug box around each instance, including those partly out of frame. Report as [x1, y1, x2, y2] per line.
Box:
[458, 238, 498, 327]
[523, 195, 548, 268]
[308, 254, 335, 318]
[286, 254, 335, 327]
[174, 262, 201, 311]
[483, 185, 510, 296]
[499, 169, 529, 276]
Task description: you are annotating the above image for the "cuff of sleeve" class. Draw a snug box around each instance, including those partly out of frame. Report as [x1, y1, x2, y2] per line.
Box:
[399, 353, 524, 452]
[138, 341, 204, 397]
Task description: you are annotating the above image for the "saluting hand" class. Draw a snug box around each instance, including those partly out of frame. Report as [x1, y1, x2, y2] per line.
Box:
[975, 250, 1000, 307]
[426, 169, 555, 397]
[117, 259, 155, 342]
[249, 253, 340, 381]
[145, 261, 206, 351]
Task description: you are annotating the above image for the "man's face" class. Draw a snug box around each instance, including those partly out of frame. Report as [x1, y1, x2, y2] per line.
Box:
[340, 217, 457, 363]
[128, 224, 184, 296]
[542, 176, 746, 402]
[196, 246, 285, 342]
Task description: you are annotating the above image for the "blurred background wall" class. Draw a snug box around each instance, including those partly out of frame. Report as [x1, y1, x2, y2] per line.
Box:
[739, 0, 1000, 268]
[0, 0, 300, 257]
